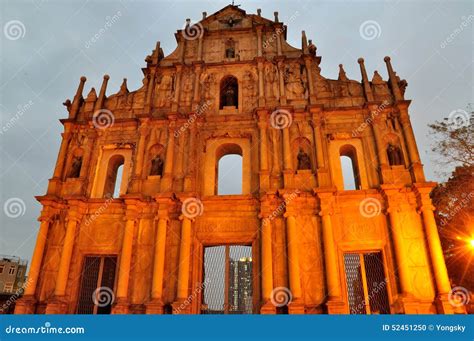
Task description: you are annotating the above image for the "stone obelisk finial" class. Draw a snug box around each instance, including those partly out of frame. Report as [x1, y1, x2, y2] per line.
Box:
[384, 56, 402, 101]
[358, 58, 374, 102]
[94, 74, 110, 112]
[70, 76, 86, 119]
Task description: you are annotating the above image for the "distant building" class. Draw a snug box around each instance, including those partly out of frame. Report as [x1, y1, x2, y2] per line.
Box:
[0, 256, 28, 314]
[228, 257, 253, 314]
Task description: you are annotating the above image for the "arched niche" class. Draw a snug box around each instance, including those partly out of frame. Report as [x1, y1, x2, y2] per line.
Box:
[203, 139, 251, 196]
[91, 146, 133, 198]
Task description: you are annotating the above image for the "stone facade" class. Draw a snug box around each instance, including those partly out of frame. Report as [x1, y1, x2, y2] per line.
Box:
[15, 5, 457, 315]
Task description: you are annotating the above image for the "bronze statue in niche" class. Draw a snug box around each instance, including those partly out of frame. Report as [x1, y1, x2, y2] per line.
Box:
[150, 155, 164, 176]
[68, 156, 82, 178]
[297, 149, 311, 170]
[225, 38, 236, 59]
[387, 144, 404, 166]
[220, 76, 238, 108]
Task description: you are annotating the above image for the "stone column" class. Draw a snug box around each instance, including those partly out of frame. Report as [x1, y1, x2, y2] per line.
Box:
[275, 24, 283, 56]
[146, 210, 169, 314]
[192, 63, 203, 105]
[257, 58, 265, 107]
[52, 128, 72, 179]
[173, 215, 193, 314]
[282, 127, 292, 171]
[79, 130, 97, 179]
[316, 191, 345, 313]
[414, 184, 454, 314]
[172, 65, 183, 112]
[14, 212, 52, 314]
[54, 217, 79, 297]
[381, 185, 421, 313]
[161, 117, 176, 192]
[256, 110, 270, 190]
[256, 25, 263, 57]
[45, 209, 80, 314]
[371, 111, 389, 167]
[397, 102, 425, 182]
[129, 121, 149, 193]
[276, 59, 286, 105]
[145, 69, 156, 114]
[303, 56, 316, 104]
[284, 210, 304, 314]
[113, 207, 138, 314]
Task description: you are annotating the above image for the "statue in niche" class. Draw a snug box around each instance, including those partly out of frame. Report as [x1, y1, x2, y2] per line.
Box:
[68, 156, 82, 178]
[264, 63, 279, 99]
[225, 38, 236, 59]
[297, 149, 311, 170]
[387, 144, 403, 166]
[223, 86, 236, 107]
[150, 155, 164, 176]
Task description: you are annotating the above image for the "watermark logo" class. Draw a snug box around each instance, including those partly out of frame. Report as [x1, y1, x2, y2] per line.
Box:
[92, 109, 115, 130]
[84, 11, 122, 49]
[270, 287, 292, 307]
[447, 109, 470, 129]
[359, 20, 381, 41]
[181, 198, 204, 219]
[4, 20, 26, 41]
[3, 198, 26, 218]
[92, 286, 115, 307]
[270, 109, 292, 129]
[182, 19, 204, 41]
[448, 286, 470, 307]
[359, 198, 381, 218]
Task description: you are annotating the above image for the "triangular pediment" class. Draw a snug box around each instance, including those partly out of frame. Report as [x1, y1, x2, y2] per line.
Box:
[200, 5, 274, 31]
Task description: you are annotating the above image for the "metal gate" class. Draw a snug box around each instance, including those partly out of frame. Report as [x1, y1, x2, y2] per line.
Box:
[76, 256, 117, 314]
[343, 251, 390, 314]
[201, 245, 253, 314]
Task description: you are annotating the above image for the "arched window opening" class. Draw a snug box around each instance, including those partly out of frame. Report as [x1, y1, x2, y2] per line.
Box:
[103, 155, 125, 198]
[220, 76, 238, 109]
[216, 144, 243, 195]
[340, 145, 361, 190]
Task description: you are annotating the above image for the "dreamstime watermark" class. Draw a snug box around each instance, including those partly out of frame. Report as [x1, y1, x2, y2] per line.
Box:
[92, 109, 115, 130]
[448, 286, 470, 307]
[0, 100, 34, 135]
[270, 287, 292, 307]
[0, 277, 33, 313]
[3, 197, 26, 218]
[181, 197, 204, 219]
[5, 322, 85, 335]
[359, 20, 381, 41]
[351, 278, 388, 314]
[84, 195, 113, 226]
[174, 100, 211, 138]
[262, 190, 300, 226]
[359, 198, 382, 218]
[270, 109, 293, 129]
[262, 11, 299, 49]
[182, 19, 204, 41]
[447, 109, 471, 129]
[440, 15, 474, 49]
[352, 100, 389, 137]
[439, 191, 474, 227]
[173, 279, 210, 314]
[85, 11, 122, 49]
[92, 286, 115, 307]
[3, 20, 26, 40]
